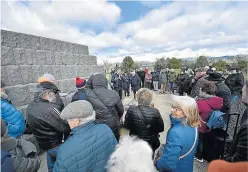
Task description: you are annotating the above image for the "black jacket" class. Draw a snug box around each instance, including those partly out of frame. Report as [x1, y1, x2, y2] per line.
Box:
[225, 73, 244, 95]
[225, 117, 248, 162]
[124, 105, 164, 150]
[152, 72, 160, 81]
[130, 74, 141, 91]
[71, 89, 86, 102]
[26, 97, 70, 150]
[85, 74, 124, 133]
[215, 82, 232, 114]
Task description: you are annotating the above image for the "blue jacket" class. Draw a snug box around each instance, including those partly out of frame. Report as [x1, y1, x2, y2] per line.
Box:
[53, 121, 117, 172]
[1, 150, 14, 172]
[156, 115, 198, 172]
[1, 99, 25, 138]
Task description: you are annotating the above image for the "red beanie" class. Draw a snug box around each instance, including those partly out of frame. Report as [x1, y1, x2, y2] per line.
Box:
[76, 77, 86, 89]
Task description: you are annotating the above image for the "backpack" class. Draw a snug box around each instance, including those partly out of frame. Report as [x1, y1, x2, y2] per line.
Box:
[204, 100, 226, 129]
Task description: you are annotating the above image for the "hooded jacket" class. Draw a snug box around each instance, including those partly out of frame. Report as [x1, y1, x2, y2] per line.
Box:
[156, 115, 198, 172]
[1, 98, 25, 138]
[26, 97, 70, 150]
[121, 75, 130, 91]
[53, 122, 117, 172]
[85, 74, 124, 136]
[197, 92, 223, 133]
[1, 136, 40, 172]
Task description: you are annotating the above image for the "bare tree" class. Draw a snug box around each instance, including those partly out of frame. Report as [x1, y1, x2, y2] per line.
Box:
[103, 60, 112, 75]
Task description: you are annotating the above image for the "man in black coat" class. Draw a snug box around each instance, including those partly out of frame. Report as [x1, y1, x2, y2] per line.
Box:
[206, 72, 232, 114]
[130, 72, 141, 98]
[112, 71, 123, 99]
[121, 73, 130, 97]
[225, 80, 248, 162]
[85, 74, 124, 141]
[225, 66, 244, 97]
[26, 82, 71, 171]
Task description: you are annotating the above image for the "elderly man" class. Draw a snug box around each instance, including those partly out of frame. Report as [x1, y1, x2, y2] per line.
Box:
[26, 81, 70, 172]
[190, 67, 208, 98]
[36, 73, 64, 111]
[53, 100, 117, 172]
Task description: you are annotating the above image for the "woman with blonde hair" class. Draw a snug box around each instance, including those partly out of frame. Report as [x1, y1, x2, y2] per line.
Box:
[155, 95, 201, 172]
[124, 88, 164, 152]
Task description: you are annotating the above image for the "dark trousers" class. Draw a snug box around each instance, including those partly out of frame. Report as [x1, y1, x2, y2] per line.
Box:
[124, 89, 130, 97]
[114, 88, 122, 99]
[195, 133, 204, 159]
[47, 147, 59, 172]
[133, 90, 137, 98]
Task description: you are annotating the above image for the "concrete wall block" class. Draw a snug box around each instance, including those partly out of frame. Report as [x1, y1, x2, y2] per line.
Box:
[20, 66, 34, 84]
[36, 50, 47, 65]
[45, 51, 55, 65]
[68, 43, 74, 53]
[5, 65, 22, 86]
[13, 48, 26, 65]
[1, 46, 15, 65]
[62, 42, 70, 53]
[87, 55, 97, 65]
[17, 33, 41, 50]
[60, 66, 68, 79]
[48, 39, 57, 52]
[41, 65, 53, 76]
[28, 84, 38, 101]
[40, 37, 51, 51]
[5, 85, 31, 107]
[24, 49, 37, 65]
[51, 65, 61, 80]
[55, 40, 64, 52]
[1, 30, 18, 47]
[54, 51, 62, 65]
[31, 66, 40, 83]
[1, 66, 8, 85]
[77, 45, 89, 55]
[61, 52, 74, 65]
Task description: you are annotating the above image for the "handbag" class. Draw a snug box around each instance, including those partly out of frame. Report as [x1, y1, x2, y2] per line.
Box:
[154, 127, 197, 162]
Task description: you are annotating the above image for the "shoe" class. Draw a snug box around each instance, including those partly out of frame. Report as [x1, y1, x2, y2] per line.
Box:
[194, 157, 203, 163]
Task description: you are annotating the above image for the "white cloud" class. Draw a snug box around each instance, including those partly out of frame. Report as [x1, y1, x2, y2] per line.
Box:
[1, 1, 248, 64]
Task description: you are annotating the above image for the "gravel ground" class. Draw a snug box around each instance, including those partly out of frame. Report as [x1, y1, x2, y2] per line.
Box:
[38, 91, 208, 172]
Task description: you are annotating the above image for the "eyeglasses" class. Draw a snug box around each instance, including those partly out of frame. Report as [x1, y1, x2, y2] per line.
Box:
[171, 105, 182, 112]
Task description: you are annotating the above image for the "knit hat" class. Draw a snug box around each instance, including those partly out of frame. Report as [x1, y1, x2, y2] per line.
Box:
[76, 77, 86, 89]
[60, 100, 94, 120]
[1, 119, 7, 137]
[37, 73, 56, 83]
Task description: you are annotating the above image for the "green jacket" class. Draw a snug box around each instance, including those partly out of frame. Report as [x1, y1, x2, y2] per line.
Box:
[169, 72, 177, 82]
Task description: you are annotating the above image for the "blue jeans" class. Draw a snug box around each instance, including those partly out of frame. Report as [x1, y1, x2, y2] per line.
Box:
[169, 82, 174, 91]
[47, 147, 59, 172]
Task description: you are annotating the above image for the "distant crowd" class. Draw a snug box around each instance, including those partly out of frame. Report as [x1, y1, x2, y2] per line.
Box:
[1, 63, 248, 172]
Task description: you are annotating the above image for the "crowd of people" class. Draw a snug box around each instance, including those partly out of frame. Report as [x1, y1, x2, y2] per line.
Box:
[1, 62, 247, 172]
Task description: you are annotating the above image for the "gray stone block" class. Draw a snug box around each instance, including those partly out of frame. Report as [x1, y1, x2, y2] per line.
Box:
[20, 65, 34, 84]
[51, 65, 61, 80]
[41, 65, 53, 76]
[4, 65, 22, 86]
[5, 85, 31, 107]
[17, 33, 41, 50]
[25, 49, 37, 65]
[62, 42, 70, 53]
[31, 65, 41, 82]
[54, 51, 62, 65]
[36, 50, 47, 65]
[1, 66, 8, 85]
[55, 40, 64, 52]
[45, 51, 55, 65]
[60, 66, 68, 79]
[87, 55, 97, 65]
[13, 48, 26, 65]
[1, 30, 18, 47]
[40, 37, 50, 51]
[48, 39, 57, 52]
[1, 46, 15, 65]
[61, 52, 74, 65]
[68, 43, 74, 53]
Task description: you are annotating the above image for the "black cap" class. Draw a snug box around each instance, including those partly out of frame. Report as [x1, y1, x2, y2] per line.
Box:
[37, 81, 60, 93]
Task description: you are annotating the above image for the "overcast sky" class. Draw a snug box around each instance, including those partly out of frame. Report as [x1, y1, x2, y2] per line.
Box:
[1, 0, 248, 64]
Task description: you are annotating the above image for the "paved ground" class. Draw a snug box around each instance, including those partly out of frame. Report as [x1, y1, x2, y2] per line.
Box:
[38, 91, 208, 172]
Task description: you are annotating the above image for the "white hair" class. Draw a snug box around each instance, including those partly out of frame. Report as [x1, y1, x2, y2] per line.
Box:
[212, 67, 216, 71]
[205, 66, 210, 70]
[107, 136, 156, 172]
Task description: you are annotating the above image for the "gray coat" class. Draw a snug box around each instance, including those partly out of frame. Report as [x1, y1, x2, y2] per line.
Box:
[190, 74, 207, 98]
[1, 136, 40, 172]
[159, 73, 168, 84]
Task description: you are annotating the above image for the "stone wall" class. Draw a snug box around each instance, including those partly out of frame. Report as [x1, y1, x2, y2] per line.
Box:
[1, 30, 104, 116]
